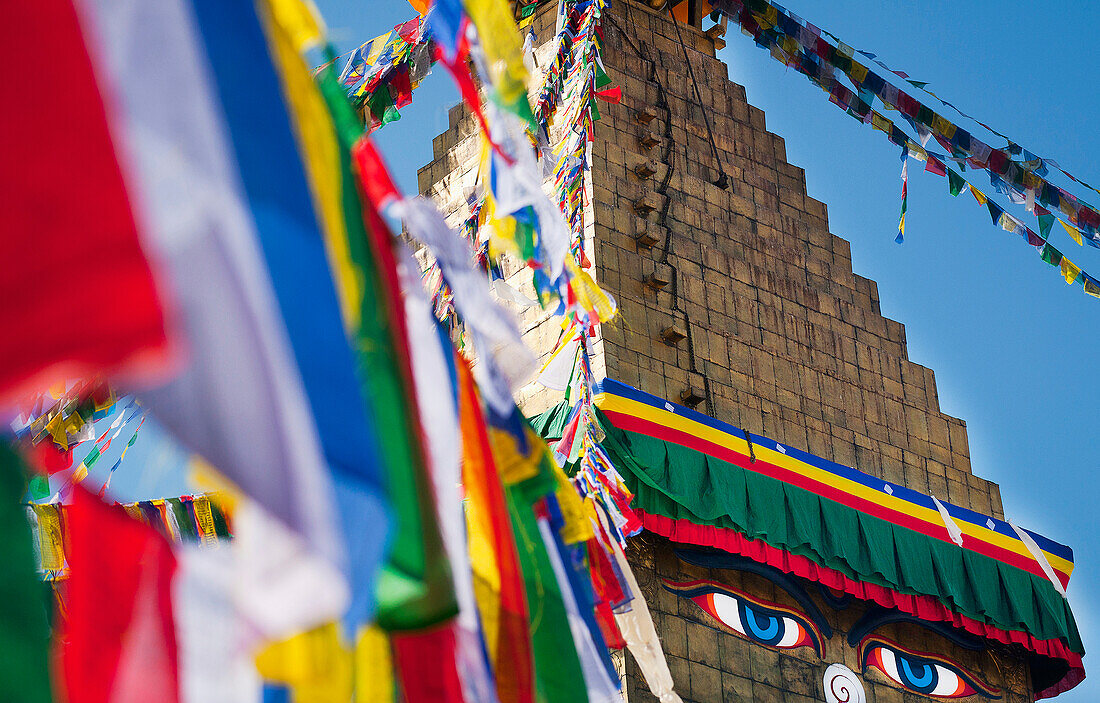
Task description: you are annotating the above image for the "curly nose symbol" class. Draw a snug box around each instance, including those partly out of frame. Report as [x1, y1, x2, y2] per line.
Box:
[823, 663, 865, 703]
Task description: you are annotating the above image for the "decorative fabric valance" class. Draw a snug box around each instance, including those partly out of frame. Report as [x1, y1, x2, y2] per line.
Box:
[533, 379, 1083, 698]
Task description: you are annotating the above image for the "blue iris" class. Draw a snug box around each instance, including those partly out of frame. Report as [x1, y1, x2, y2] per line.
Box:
[897, 653, 937, 692]
[739, 603, 782, 645]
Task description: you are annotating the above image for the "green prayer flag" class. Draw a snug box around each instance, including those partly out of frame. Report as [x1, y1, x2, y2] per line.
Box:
[947, 169, 966, 197]
[594, 62, 612, 90]
[168, 498, 198, 541]
[1038, 213, 1054, 239]
[83, 445, 101, 469]
[1040, 243, 1063, 267]
[210, 500, 232, 538]
[27, 475, 49, 501]
[0, 444, 54, 703]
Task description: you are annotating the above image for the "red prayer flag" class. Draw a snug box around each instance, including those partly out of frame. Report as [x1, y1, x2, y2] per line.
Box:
[392, 621, 467, 703]
[61, 488, 179, 703]
[595, 86, 622, 104]
[2, 0, 171, 405]
[924, 156, 946, 177]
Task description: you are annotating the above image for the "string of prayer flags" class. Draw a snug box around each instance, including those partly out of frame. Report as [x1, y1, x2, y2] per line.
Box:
[937, 160, 1100, 296]
[337, 18, 436, 131]
[712, 0, 1100, 299]
[25, 494, 233, 576]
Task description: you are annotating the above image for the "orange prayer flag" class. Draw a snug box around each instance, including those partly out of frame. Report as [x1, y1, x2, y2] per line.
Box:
[407, 0, 430, 14]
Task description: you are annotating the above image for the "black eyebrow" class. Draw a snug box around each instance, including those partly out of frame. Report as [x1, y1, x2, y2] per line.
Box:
[673, 548, 832, 639]
[847, 607, 985, 651]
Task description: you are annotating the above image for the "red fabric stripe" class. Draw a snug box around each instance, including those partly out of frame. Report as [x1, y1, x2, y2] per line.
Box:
[637, 510, 1083, 698]
[607, 409, 1067, 584]
[2, 0, 170, 404]
[392, 620, 467, 703]
[62, 488, 178, 703]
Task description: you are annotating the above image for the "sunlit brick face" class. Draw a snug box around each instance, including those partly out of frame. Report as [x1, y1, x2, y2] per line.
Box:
[621, 534, 1035, 703]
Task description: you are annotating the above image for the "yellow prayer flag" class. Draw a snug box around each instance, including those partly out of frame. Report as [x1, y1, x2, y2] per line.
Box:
[45, 413, 67, 451]
[1060, 218, 1084, 246]
[488, 426, 542, 485]
[849, 62, 868, 84]
[192, 497, 220, 546]
[763, 5, 778, 28]
[355, 626, 396, 702]
[554, 462, 595, 545]
[364, 32, 392, 65]
[931, 113, 956, 140]
[565, 258, 616, 324]
[465, 0, 530, 113]
[1061, 258, 1081, 285]
[255, 623, 352, 703]
[971, 187, 987, 206]
[32, 504, 65, 571]
[70, 462, 89, 485]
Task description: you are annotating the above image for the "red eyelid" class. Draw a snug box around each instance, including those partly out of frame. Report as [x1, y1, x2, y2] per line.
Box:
[859, 634, 1001, 698]
[664, 578, 809, 620]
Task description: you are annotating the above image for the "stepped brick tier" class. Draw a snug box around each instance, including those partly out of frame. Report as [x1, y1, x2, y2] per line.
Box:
[420, 0, 1084, 699]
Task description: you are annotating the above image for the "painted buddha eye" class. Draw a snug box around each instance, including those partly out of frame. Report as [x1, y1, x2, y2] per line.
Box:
[862, 638, 1000, 699]
[663, 580, 821, 654]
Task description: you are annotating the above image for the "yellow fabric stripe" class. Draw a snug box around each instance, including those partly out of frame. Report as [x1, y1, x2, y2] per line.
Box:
[595, 392, 1074, 577]
[255, 622, 352, 703]
[258, 0, 362, 330]
[355, 625, 395, 702]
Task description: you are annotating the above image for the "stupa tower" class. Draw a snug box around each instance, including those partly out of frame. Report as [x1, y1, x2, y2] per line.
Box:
[419, 1, 1081, 701]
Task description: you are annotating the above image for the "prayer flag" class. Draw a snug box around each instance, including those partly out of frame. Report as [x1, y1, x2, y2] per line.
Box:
[1060, 218, 1084, 247]
[947, 169, 967, 196]
[1, 0, 171, 406]
[0, 446, 52, 703]
[62, 488, 179, 703]
[1038, 213, 1055, 239]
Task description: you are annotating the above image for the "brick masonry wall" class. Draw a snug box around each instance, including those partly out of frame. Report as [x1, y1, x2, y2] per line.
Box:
[416, 0, 1029, 699]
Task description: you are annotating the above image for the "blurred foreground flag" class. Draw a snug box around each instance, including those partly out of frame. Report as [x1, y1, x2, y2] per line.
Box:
[12, 0, 397, 638]
[1, 2, 172, 406]
[0, 446, 52, 703]
[62, 488, 179, 703]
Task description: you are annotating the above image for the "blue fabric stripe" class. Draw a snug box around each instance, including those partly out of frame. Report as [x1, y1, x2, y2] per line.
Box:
[188, 0, 390, 629]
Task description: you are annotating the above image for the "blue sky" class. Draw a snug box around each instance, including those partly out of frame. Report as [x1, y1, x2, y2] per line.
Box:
[85, 0, 1098, 697]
